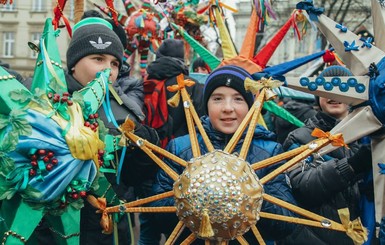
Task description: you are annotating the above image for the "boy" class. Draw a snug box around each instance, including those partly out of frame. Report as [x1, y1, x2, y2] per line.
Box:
[148, 65, 297, 244]
[279, 66, 374, 244]
[65, 17, 159, 245]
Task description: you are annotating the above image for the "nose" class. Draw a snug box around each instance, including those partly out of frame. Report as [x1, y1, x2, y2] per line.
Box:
[222, 99, 234, 112]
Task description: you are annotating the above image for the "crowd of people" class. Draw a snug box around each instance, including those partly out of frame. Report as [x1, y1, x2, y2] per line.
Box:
[0, 9, 379, 245]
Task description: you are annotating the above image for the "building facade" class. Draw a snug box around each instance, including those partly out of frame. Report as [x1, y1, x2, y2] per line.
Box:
[0, 0, 129, 78]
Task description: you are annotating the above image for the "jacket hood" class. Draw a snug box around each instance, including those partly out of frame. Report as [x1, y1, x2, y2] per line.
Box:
[146, 57, 189, 80]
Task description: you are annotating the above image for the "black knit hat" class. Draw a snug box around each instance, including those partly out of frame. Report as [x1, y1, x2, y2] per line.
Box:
[203, 65, 254, 113]
[66, 17, 124, 72]
[155, 39, 185, 61]
[315, 65, 353, 107]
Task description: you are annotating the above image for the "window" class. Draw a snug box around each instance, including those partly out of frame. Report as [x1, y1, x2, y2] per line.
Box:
[30, 32, 41, 58]
[32, 0, 45, 12]
[3, 32, 15, 57]
[2, 0, 16, 11]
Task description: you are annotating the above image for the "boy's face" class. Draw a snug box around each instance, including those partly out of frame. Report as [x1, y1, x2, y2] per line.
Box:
[207, 86, 249, 135]
[319, 97, 349, 119]
[72, 54, 120, 87]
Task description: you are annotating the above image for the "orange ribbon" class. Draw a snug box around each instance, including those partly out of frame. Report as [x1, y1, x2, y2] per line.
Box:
[167, 79, 196, 93]
[87, 195, 113, 234]
[311, 128, 348, 148]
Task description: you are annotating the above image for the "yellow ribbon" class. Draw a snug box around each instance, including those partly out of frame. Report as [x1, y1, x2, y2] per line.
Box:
[311, 128, 348, 148]
[244, 77, 283, 94]
[166, 79, 195, 108]
[337, 208, 368, 245]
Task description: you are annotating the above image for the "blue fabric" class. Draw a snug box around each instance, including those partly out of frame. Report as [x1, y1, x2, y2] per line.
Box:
[360, 171, 375, 245]
[369, 57, 385, 124]
[9, 109, 97, 202]
[263, 49, 327, 76]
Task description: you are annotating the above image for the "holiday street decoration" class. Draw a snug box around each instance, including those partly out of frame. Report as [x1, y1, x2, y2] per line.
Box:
[89, 2, 378, 244]
[94, 0, 163, 77]
[97, 72, 367, 244]
[0, 18, 124, 245]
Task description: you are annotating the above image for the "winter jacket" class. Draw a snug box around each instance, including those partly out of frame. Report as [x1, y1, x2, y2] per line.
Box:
[274, 98, 317, 144]
[146, 56, 204, 138]
[279, 111, 361, 245]
[66, 71, 159, 245]
[149, 116, 297, 243]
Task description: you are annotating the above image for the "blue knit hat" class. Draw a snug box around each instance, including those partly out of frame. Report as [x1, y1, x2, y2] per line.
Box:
[203, 65, 254, 112]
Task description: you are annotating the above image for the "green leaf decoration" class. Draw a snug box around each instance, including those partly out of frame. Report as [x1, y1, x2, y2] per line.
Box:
[8, 110, 32, 136]
[0, 187, 17, 200]
[49, 77, 65, 96]
[20, 186, 42, 201]
[69, 199, 84, 210]
[30, 88, 50, 110]
[0, 110, 31, 137]
[97, 119, 109, 141]
[9, 89, 33, 104]
[0, 131, 18, 153]
[0, 154, 15, 175]
[0, 114, 9, 131]
[71, 91, 83, 104]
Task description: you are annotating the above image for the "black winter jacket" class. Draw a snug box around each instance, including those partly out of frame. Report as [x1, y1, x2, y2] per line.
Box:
[274, 99, 317, 144]
[279, 111, 361, 245]
[66, 71, 159, 245]
[149, 116, 297, 243]
[146, 56, 204, 137]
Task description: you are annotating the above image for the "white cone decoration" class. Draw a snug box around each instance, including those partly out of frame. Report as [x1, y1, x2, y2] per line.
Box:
[285, 75, 370, 106]
[315, 14, 385, 76]
[372, 0, 385, 52]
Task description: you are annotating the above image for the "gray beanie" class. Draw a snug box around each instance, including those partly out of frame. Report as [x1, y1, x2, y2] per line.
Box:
[155, 39, 185, 61]
[315, 65, 353, 107]
[66, 17, 124, 72]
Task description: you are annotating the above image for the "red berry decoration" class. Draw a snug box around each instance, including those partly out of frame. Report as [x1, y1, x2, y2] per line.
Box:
[63, 92, 69, 97]
[29, 169, 36, 176]
[47, 152, 54, 158]
[43, 156, 50, 163]
[84, 121, 91, 127]
[67, 100, 73, 106]
[46, 164, 53, 171]
[51, 158, 58, 165]
[30, 154, 37, 160]
[72, 193, 79, 199]
[88, 114, 95, 119]
[61, 96, 68, 103]
[79, 191, 87, 197]
[38, 149, 46, 155]
[30, 160, 38, 167]
[93, 113, 99, 119]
